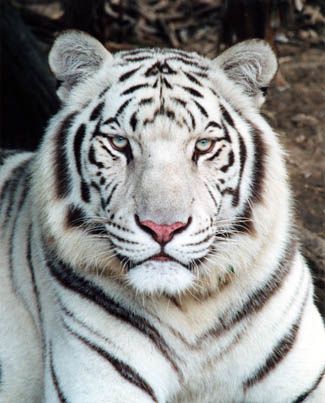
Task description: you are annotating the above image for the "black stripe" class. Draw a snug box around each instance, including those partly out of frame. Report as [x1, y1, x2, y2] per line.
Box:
[60, 301, 104, 339]
[73, 124, 86, 176]
[65, 204, 87, 228]
[123, 49, 153, 56]
[219, 150, 235, 172]
[88, 223, 108, 236]
[243, 287, 309, 389]
[185, 233, 214, 248]
[144, 61, 177, 77]
[123, 56, 152, 62]
[220, 121, 231, 142]
[193, 100, 208, 118]
[182, 86, 203, 98]
[98, 140, 118, 161]
[220, 103, 235, 127]
[205, 121, 222, 131]
[165, 109, 176, 120]
[106, 220, 133, 234]
[105, 183, 118, 206]
[107, 231, 139, 245]
[249, 124, 266, 205]
[119, 66, 141, 82]
[91, 181, 101, 192]
[144, 62, 160, 77]
[198, 243, 296, 343]
[183, 71, 202, 86]
[166, 56, 208, 70]
[59, 301, 119, 351]
[143, 108, 160, 126]
[8, 175, 31, 285]
[171, 97, 186, 107]
[233, 133, 247, 207]
[1, 187, 12, 212]
[231, 123, 266, 234]
[0, 159, 30, 208]
[182, 117, 191, 131]
[139, 97, 154, 106]
[121, 84, 149, 96]
[188, 110, 196, 130]
[2, 167, 27, 227]
[207, 145, 225, 161]
[46, 256, 181, 379]
[130, 112, 138, 131]
[116, 99, 132, 117]
[293, 366, 325, 403]
[90, 102, 104, 121]
[26, 224, 43, 336]
[99, 85, 110, 98]
[162, 78, 173, 89]
[204, 182, 219, 209]
[49, 344, 68, 403]
[103, 117, 120, 126]
[55, 113, 77, 199]
[63, 321, 158, 402]
[88, 146, 104, 169]
[80, 181, 90, 203]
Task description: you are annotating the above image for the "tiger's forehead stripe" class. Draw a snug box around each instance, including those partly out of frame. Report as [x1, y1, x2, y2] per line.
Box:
[93, 54, 220, 139]
[92, 51, 215, 143]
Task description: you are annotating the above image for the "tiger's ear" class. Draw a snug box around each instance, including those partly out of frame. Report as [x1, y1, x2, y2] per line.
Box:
[214, 39, 278, 107]
[49, 30, 112, 100]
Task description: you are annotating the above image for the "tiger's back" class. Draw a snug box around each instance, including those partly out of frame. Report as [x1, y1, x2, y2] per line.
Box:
[0, 31, 324, 402]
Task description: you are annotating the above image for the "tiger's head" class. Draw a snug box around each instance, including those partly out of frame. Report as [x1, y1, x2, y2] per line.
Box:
[36, 31, 289, 296]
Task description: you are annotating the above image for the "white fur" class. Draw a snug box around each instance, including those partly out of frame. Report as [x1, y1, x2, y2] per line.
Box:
[0, 31, 324, 402]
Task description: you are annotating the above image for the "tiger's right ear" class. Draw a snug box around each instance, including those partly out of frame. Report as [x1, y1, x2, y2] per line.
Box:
[213, 39, 278, 107]
[49, 30, 112, 100]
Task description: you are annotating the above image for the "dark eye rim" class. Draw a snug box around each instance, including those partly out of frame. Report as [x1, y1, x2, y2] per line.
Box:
[195, 139, 215, 153]
[108, 135, 133, 163]
[108, 135, 129, 151]
[192, 139, 216, 162]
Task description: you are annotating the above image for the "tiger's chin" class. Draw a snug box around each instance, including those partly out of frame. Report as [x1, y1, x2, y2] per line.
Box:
[126, 261, 195, 295]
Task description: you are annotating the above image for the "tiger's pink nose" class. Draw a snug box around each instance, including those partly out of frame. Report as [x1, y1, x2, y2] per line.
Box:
[136, 216, 191, 244]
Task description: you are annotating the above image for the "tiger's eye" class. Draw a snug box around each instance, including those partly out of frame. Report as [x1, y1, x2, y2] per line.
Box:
[195, 139, 214, 153]
[110, 135, 128, 150]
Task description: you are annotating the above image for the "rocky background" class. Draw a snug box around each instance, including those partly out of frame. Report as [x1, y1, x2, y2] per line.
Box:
[1, 0, 324, 315]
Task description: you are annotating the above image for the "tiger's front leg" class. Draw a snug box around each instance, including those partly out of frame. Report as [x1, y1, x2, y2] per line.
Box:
[43, 311, 179, 403]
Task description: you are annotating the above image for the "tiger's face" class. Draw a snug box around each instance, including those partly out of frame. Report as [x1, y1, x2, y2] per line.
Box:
[39, 31, 278, 295]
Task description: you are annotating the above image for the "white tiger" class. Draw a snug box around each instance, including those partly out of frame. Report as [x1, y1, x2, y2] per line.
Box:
[0, 30, 324, 403]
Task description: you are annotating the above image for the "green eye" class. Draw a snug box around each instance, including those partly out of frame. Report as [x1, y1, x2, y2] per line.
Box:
[195, 139, 214, 153]
[110, 135, 128, 150]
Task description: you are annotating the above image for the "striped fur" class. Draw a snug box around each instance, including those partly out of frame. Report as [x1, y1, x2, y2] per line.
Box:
[0, 32, 324, 402]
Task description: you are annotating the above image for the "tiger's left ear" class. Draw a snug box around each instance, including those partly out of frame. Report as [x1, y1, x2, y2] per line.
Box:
[49, 30, 112, 100]
[214, 39, 278, 107]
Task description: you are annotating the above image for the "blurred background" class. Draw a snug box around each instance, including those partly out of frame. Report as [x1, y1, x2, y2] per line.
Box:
[0, 0, 324, 314]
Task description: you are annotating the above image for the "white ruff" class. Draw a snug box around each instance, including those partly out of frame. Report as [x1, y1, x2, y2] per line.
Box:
[127, 261, 195, 295]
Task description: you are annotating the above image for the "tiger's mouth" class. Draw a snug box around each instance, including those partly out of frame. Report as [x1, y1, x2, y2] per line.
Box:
[135, 252, 189, 270]
[121, 249, 208, 295]
[151, 252, 175, 262]
[116, 250, 190, 271]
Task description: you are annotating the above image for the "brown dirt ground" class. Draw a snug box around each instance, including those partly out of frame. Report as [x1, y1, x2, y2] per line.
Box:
[264, 44, 325, 239]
